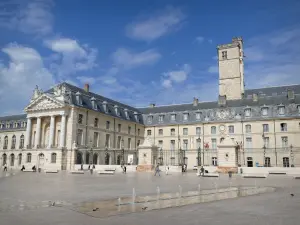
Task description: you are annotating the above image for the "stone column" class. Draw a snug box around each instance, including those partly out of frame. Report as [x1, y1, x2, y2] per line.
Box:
[35, 117, 41, 148]
[48, 115, 55, 148]
[25, 117, 32, 149]
[60, 114, 66, 148]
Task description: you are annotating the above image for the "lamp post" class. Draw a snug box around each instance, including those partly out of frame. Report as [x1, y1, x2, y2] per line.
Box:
[290, 144, 294, 167]
[89, 139, 93, 165]
[198, 146, 201, 166]
[121, 138, 125, 165]
[262, 145, 266, 167]
[105, 145, 109, 165]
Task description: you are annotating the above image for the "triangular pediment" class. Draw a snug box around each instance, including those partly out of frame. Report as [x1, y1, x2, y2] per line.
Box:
[25, 94, 65, 112]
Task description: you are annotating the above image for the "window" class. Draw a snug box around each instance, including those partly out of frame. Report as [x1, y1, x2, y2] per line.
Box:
[4, 136, 8, 149]
[158, 115, 164, 122]
[27, 153, 32, 163]
[93, 132, 99, 147]
[170, 140, 175, 151]
[245, 125, 251, 133]
[283, 157, 289, 167]
[137, 140, 140, 146]
[244, 108, 251, 117]
[147, 130, 152, 136]
[128, 126, 131, 134]
[264, 157, 271, 167]
[117, 136, 121, 149]
[170, 128, 175, 136]
[261, 107, 268, 116]
[94, 118, 98, 127]
[196, 112, 201, 120]
[20, 135, 24, 149]
[106, 121, 110, 130]
[77, 129, 83, 145]
[245, 137, 252, 149]
[263, 137, 270, 148]
[11, 135, 16, 149]
[18, 153, 22, 166]
[263, 124, 269, 132]
[2, 153, 7, 165]
[196, 138, 201, 149]
[158, 129, 163, 136]
[211, 138, 217, 149]
[212, 157, 218, 166]
[137, 128, 140, 136]
[105, 134, 110, 148]
[128, 138, 131, 149]
[170, 114, 176, 121]
[51, 153, 57, 163]
[280, 123, 287, 132]
[196, 127, 201, 135]
[278, 106, 285, 115]
[147, 116, 153, 123]
[183, 139, 188, 150]
[183, 113, 189, 121]
[281, 137, 288, 148]
[78, 114, 83, 124]
[211, 126, 216, 134]
[118, 124, 121, 132]
[183, 128, 188, 135]
[228, 125, 234, 134]
[158, 140, 163, 149]
[298, 105, 300, 114]
[222, 51, 227, 59]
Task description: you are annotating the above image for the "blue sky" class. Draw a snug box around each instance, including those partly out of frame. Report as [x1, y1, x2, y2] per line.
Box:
[0, 0, 300, 116]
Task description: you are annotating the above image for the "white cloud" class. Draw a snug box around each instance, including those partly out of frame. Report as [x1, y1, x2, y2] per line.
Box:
[195, 36, 204, 43]
[207, 65, 218, 73]
[162, 79, 172, 88]
[244, 47, 264, 61]
[0, 44, 54, 115]
[126, 6, 185, 42]
[76, 76, 96, 85]
[111, 48, 161, 69]
[44, 38, 98, 78]
[162, 64, 191, 88]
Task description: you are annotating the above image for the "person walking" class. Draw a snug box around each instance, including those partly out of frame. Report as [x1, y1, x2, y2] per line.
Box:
[154, 164, 160, 176]
[165, 165, 169, 175]
[200, 166, 204, 176]
[124, 165, 127, 174]
[3, 163, 7, 172]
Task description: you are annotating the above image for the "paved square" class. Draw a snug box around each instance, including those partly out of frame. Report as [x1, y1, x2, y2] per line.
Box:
[0, 171, 299, 225]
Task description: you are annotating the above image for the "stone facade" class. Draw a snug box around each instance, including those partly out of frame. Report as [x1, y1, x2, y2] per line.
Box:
[1, 37, 300, 172]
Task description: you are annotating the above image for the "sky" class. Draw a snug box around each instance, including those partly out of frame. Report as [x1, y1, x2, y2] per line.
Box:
[0, 0, 300, 116]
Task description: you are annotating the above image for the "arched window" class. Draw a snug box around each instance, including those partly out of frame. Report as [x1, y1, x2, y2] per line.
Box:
[85, 152, 90, 164]
[2, 153, 7, 165]
[51, 153, 57, 163]
[93, 153, 98, 165]
[18, 153, 22, 166]
[20, 135, 24, 149]
[27, 153, 32, 163]
[117, 155, 121, 165]
[211, 126, 216, 134]
[10, 154, 15, 166]
[4, 136, 8, 149]
[105, 153, 110, 165]
[76, 152, 83, 164]
[11, 135, 16, 149]
[245, 124, 251, 133]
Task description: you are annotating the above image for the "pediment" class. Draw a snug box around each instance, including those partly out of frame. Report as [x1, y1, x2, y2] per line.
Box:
[25, 94, 65, 112]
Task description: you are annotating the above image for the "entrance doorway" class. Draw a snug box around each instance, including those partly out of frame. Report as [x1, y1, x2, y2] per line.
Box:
[38, 153, 45, 169]
[247, 157, 253, 167]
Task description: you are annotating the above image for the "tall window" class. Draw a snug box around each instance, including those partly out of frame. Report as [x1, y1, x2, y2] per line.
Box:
[51, 153, 57, 163]
[20, 135, 24, 149]
[105, 134, 110, 148]
[11, 135, 16, 149]
[158, 129, 163, 136]
[147, 130, 152, 136]
[244, 108, 251, 117]
[94, 118, 98, 127]
[78, 114, 83, 124]
[245, 124, 251, 133]
[18, 153, 22, 166]
[196, 112, 201, 120]
[77, 129, 83, 145]
[118, 124, 121, 132]
[183, 113, 189, 121]
[280, 123, 287, 132]
[211, 126, 216, 134]
[170, 128, 175, 136]
[196, 127, 201, 135]
[4, 136, 8, 149]
[283, 157, 289, 167]
[170, 114, 176, 121]
[27, 153, 32, 163]
[128, 138, 131, 149]
[281, 137, 288, 148]
[158, 140, 163, 149]
[106, 121, 110, 130]
[93, 132, 99, 147]
[278, 106, 285, 115]
[196, 138, 201, 149]
[128, 126, 131, 134]
[137, 140, 140, 147]
[2, 153, 7, 165]
[245, 137, 252, 149]
[222, 51, 227, 59]
[158, 115, 164, 122]
[170, 140, 175, 151]
[183, 128, 188, 135]
[117, 136, 121, 149]
[264, 157, 271, 167]
[147, 116, 153, 123]
[183, 139, 188, 150]
[263, 137, 270, 148]
[263, 124, 269, 132]
[211, 138, 217, 149]
[212, 157, 218, 166]
[137, 128, 140, 136]
[261, 107, 268, 116]
[228, 125, 234, 134]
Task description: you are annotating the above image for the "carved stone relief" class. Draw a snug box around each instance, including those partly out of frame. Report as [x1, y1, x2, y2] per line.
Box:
[30, 97, 60, 110]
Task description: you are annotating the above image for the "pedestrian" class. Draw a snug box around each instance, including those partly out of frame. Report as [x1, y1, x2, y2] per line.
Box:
[21, 165, 25, 171]
[81, 164, 83, 170]
[165, 165, 169, 175]
[154, 164, 160, 176]
[93, 164, 95, 169]
[124, 165, 127, 174]
[3, 163, 7, 172]
[200, 166, 204, 176]
[88, 164, 90, 170]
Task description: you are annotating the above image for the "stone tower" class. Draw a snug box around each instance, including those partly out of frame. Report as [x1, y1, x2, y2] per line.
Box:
[217, 37, 244, 100]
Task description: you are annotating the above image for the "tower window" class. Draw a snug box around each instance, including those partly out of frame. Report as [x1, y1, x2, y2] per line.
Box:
[222, 51, 227, 60]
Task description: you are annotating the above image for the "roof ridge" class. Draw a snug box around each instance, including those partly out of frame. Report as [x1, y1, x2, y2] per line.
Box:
[246, 84, 300, 91]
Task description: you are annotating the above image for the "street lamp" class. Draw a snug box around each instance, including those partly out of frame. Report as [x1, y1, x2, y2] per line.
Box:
[121, 138, 125, 165]
[262, 145, 266, 167]
[290, 144, 294, 167]
[197, 144, 201, 167]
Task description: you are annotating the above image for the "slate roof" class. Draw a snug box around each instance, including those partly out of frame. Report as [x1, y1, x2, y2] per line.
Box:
[0, 114, 27, 121]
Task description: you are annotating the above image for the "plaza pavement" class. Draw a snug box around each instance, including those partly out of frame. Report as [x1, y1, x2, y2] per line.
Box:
[0, 170, 299, 225]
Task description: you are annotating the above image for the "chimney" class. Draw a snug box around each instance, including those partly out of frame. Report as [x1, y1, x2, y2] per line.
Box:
[218, 95, 226, 106]
[287, 90, 295, 100]
[84, 83, 89, 92]
[149, 103, 155, 108]
[193, 97, 199, 106]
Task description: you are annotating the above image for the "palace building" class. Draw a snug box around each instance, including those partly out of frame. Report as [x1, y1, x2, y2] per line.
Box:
[1, 37, 300, 171]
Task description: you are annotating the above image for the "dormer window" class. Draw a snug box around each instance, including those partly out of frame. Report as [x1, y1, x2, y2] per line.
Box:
[196, 112, 201, 120]
[124, 108, 129, 119]
[170, 114, 176, 121]
[147, 116, 153, 124]
[102, 101, 108, 113]
[278, 106, 285, 115]
[297, 105, 300, 114]
[114, 105, 120, 116]
[134, 112, 139, 122]
[261, 107, 268, 116]
[183, 113, 189, 121]
[158, 115, 164, 123]
[91, 97, 97, 109]
[75, 92, 82, 105]
[244, 108, 251, 117]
